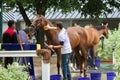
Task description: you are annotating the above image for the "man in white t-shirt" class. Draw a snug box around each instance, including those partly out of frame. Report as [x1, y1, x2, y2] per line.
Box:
[48, 22, 72, 80]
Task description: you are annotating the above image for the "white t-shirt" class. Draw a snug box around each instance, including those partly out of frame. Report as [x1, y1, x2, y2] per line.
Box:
[58, 28, 72, 54]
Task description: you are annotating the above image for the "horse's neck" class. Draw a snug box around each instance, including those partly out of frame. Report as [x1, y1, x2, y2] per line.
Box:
[85, 28, 100, 43]
[98, 29, 105, 36]
[42, 15, 54, 27]
[88, 27, 103, 36]
[45, 28, 57, 36]
[45, 29, 60, 45]
[41, 16, 60, 44]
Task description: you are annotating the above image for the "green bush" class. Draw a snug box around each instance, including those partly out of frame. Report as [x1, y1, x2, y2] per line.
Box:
[96, 23, 120, 80]
[114, 23, 120, 80]
[96, 24, 120, 60]
[0, 64, 28, 80]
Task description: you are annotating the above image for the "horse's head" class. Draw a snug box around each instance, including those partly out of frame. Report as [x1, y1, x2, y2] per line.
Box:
[31, 14, 47, 29]
[102, 22, 108, 39]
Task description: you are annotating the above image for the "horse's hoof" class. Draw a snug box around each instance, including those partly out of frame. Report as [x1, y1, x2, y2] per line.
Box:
[94, 66, 98, 70]
[84, 74, 87, 77]
[87, 66, 91, 69]
[80, 73, 84, 77]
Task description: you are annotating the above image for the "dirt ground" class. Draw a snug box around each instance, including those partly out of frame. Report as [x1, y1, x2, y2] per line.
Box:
[33, 57, 112, 80]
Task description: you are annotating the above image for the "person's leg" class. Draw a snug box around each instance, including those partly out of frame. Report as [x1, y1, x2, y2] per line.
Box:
[61, 54, 68, 80]
[71, 54, 77, 69]
[21, 57, 24, 65]
[4, 57, 13, 68]
[75, 55, 80, 69]
[67, 53, 72, 80]
[89, 48, 95, 67]
[4, 57, 8, 68]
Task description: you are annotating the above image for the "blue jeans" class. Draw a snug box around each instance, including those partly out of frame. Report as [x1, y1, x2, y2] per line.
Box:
[61, 53, 72, 80]
[87, 48, 95, 67]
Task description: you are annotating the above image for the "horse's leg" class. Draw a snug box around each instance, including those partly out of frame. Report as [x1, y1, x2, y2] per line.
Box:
[93, 44, 98, 58]
[81, 47, 88, 77]
[56, 49, 61, 74]
[74, 47, 83, 77]
[69, 50, 76, 71]
[93, 44, 98, 69]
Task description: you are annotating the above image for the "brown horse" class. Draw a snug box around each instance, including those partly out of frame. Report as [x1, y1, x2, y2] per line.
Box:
[31, 14, 108, 77]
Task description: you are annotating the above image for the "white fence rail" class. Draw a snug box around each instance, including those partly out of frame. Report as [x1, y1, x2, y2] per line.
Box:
[0, 50, 50, 80]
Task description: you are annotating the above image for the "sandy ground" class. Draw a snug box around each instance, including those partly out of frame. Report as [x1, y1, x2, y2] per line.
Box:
[33, 57, 112, 80]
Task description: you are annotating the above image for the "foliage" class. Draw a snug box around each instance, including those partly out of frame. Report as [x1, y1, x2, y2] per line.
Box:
[3, 0, 120, 48]
[113, 23, 120, 80]
[96, 23, 120, 60]
[96, 23, 120, 80]
[0, 65, 28, 80]
[3, 0, 120, 18]
[96, 30, 114, 60]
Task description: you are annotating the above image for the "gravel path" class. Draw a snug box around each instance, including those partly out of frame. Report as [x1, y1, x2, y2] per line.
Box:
[33, 57, 113, 80]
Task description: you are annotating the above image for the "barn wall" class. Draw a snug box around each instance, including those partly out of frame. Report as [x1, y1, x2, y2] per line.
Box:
[50, 18, 120, 29]
[73, 18, 120, 29]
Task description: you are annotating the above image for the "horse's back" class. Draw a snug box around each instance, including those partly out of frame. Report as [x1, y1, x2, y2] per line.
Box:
[85, 27, 100, 45]
[67, 26, 96, 48]
[67, 26, 84, 48]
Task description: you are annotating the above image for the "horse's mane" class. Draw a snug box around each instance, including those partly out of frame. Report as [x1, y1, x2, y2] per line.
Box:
[92, 25, 105, 30]
[41, 15, 55, 27]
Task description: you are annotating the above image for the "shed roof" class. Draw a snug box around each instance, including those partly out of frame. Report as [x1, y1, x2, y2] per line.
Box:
[3, 9, 120, 22]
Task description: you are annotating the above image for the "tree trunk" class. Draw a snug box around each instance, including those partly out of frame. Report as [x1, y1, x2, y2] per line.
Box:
[17, 0, 47, 48]
[32, 0, 47, 48]
[36, 11, 46, 48]
[16, 1, 31, 26]
[36, 29, 45, 48]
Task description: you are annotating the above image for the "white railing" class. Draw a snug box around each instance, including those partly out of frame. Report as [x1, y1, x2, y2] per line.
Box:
[0, 50, 50, 80]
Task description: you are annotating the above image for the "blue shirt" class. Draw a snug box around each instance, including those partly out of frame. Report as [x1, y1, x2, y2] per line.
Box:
[19, 30, 28, 44]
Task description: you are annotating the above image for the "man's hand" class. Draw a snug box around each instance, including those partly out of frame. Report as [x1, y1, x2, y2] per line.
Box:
[48, 45, 54, 49]
[48, 45, 63, 49]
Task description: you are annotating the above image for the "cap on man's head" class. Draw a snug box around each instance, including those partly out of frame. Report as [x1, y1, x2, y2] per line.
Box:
[8, 20, 15, 27]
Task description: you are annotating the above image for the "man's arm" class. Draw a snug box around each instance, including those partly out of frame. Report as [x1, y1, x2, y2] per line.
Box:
[48, 40, 64, 49]
[44, 24, 57, 30]
[48, 45, 63, 49]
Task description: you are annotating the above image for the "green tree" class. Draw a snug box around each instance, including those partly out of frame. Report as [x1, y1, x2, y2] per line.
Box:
[3, 0, 120, 47]
[3, 0, 120, 24]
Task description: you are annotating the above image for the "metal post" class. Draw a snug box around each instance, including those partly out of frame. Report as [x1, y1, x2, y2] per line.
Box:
[0, 0, 2, 63]
[0, 0, 2, 43]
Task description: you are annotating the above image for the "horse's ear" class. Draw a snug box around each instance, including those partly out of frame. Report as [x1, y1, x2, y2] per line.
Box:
[36, 11, 42, 17]
[36, 14, 41, 18]
[102, 22, 108, 28]
[104, 23, 108, 28]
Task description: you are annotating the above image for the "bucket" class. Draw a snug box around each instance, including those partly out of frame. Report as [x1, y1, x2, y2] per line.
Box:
[78, 77, 90, 80]
[90, 72, 101, 80]
[107, 72, 116, 80]
[50, 74, 61, 80]
[95, 58, 101, 68]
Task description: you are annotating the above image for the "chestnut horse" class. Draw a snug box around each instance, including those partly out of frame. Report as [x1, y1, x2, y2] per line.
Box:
[31, 14, 108, 77]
